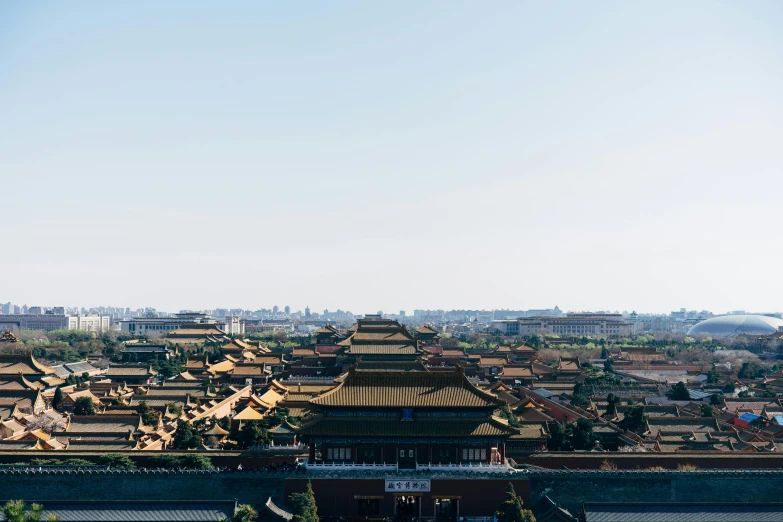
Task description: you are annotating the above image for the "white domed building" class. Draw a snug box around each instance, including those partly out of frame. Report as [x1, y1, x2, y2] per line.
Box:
[687, 314, 783, 338]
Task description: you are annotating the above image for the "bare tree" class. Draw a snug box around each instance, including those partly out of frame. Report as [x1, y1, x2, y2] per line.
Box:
[26, 413, 66, 434]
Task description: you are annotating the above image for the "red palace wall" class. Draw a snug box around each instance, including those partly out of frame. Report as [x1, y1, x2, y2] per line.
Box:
[286, 477, 530, 518]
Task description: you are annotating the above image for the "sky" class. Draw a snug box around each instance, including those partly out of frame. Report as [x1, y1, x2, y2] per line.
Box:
[1, 1, 782, 315]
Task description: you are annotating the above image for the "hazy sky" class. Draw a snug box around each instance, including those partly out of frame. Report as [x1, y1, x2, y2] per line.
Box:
[1, 2, 782, 315]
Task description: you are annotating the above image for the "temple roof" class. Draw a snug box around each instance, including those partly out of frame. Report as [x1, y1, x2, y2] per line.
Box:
[298, 416, 518, 437]
[337, 319, 421, 356]
[0, 352, 56, 376]
[0, 374, 45, 391]
[310, 368, 503, 409]
[0, 330, 20, 343]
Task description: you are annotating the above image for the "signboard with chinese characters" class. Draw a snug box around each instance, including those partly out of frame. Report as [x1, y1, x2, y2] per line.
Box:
[385, 479, 431, 492]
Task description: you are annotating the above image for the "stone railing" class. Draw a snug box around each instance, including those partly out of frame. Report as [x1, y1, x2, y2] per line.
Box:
[416, 462, 512, 473]
[302, 460, 512, 473]
[304, 461, 398, 471]
[250, 443, 307, 451]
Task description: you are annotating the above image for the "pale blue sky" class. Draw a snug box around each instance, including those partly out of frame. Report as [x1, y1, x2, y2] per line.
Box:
[1, 2, 782, 314]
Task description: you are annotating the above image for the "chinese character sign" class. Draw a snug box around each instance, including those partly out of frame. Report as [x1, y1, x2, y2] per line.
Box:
[385, 479, 430, 492]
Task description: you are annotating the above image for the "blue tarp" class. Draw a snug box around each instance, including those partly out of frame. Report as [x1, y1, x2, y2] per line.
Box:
[738, 412, 761, 422]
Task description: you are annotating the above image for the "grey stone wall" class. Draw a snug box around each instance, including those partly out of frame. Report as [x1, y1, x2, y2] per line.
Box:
[527, 469, 783, 513]
[0, 470, 287, 507]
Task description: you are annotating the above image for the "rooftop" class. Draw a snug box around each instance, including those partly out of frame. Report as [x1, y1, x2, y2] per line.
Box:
[310, 368, 503, 409]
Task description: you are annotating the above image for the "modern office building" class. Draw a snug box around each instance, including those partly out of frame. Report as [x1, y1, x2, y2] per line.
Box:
[67, 314, 111, 333]
[0, 313, 69, 332]
[120, 311, 226, 335]
[492, 313, 633, 337]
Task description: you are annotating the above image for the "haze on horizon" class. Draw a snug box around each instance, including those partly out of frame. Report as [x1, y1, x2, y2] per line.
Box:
[1, 2, 782, 315]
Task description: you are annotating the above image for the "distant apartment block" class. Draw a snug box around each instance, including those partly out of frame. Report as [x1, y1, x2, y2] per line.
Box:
[492, 313, 633, 337]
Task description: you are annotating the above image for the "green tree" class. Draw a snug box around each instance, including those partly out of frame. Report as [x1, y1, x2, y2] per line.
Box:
[494, 483, 535, 522]
[571, 418, 597, 450]
[137, 401, 159, 426]
[238, 420, 270, 449]
[710, 394, 722, 406]
[73, 396, 95, 415]
[172, 419, 202, 449]
[723, 383, 736, 394]
[148, 454, 182, 468]
[700, 404, 717, 417]
[603, 358, 614, 373]
[290, 482, 319, 522]
[666, 382, 690, 401]
[570, 394, 588, 408]
[2, 501, 59, 522]
[547, 422, 570, 451]
[223, 505, 258, 522]
[99, 454, 136, 469]
[52, 387, 63, 409]
[619, 405, 646, 432]
[706, 366, 720, 384]
[179, 454, 213, 469]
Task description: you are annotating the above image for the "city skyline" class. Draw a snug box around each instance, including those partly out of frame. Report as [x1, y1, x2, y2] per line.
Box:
[3, 2, 782, 314]
[0, 299, 775, 319]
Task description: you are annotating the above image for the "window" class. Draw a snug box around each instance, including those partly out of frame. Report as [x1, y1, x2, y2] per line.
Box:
[400, 449, 405, 457]
[402, 407, 413, 420]
[327, 448, 333, 460]
[408, 449, 414, 458]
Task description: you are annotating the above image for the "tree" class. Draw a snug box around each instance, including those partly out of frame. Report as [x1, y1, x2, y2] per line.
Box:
[137, 401, 159, 426]
[723, 383, 736, 394]
[99, 454, 136, 469]
[700, 404, 717, 418]
[570, 394, 588, 408]
[710, 394, 722, 406]
[172, 419, 202, 449]
[547, 422, 570, 451]
[238, 420, 270, 449]
[52, 387, 63, 409]
[706, 366, 720, 384]
[666, 382, 690, 401]
[494, 483, 535, 522]
[290, 482, 319, 522]
[222, 505, 257, 522]
[73, 396, 95, 415]
[26, 414, 65, 434]
[571, 418, 597, 450]
[3, 500, 59, 522]
[619, 405, 646, 432]
[179, 454, 213, 469]
[603, 358, 614, 373]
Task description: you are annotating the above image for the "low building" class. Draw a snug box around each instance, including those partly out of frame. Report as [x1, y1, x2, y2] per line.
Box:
[0, 313, 68, 332]
[66, 314, 110, 333]
[493, 313, 633, 337]
[105, 364, 158, 385]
